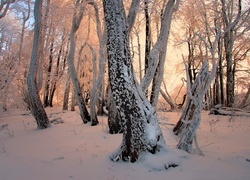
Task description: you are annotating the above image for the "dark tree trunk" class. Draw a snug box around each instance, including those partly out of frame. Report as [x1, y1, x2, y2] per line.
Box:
[26, 0, 50, 129]
[70, 88, 75, 112]
[107, 84, 122, 134]
[187, 41, 194, 85]
[48, 41, 63, 107]
[224, 29, 234, 107]
[144, 0, 151, 77]
[108, 90, 122, 134]
[63, 76, 71, 110]
[43, 38, 54, 107]
[221, 0, 242, 107]
[103, 0, 166, 163]
[218, 38, 225, 106]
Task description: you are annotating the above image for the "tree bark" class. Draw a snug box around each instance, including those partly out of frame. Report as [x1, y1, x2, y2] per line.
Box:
[37, 0, 50, 92]
[175, 61, 210, 153]
[174, 61, 210, 136]
[43, 36, 54, 107]
[103, 0, 166, 162]
[106, 0, 139, 129]
[26, 0, 50, 129]
[221, 0, 242, 107]
[63, 76, 71, 110]
[108, 88, 122, 134]
[144, 0, 151, 87]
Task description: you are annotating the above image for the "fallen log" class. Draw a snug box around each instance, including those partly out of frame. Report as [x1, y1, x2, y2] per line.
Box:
[210, 105, 250, 117]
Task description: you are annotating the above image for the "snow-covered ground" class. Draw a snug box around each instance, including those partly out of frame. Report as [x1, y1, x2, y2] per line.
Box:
[0, 107, 249, 180]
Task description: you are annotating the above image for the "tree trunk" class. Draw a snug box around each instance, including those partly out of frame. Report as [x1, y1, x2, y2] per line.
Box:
[85, 43, 99, 126]
[144, 0, 151, 95]
[160, 89, 176, 111]
[26, 0, 50, 129]
[67, 0, 90, 123]
[218, 38, 225, 106]
[108, 88, 122, 134]
[174, 61, 210, 153]
[103, 0, 166, 163]
[63, 76, 71, 110]
[18, 0, 30, 65]
[140, 0, 179, 94]
[174, 61, 210, 135]
[221, 0, 242, 107]
[70, 87, 75, 112]
[149, 0, 178, 108]
[224, 28, 234, 107]
[87, 1, 107, 117]
[37, 0, 50, 92]
[48, 41, 63, 107]
[43, 37, 54, 107]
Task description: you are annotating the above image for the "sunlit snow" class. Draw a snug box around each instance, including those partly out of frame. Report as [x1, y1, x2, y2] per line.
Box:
[0, 107, 249, 180]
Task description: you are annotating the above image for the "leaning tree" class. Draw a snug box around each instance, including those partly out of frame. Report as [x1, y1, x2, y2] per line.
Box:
[173, 0, 249, 154]
[26, 0, 50, 129]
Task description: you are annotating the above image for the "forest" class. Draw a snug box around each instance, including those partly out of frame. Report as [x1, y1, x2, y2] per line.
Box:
[0, 0, 250, 179]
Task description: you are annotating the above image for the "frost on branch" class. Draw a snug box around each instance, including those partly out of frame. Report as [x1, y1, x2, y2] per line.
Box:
[174, 61, 210, 154]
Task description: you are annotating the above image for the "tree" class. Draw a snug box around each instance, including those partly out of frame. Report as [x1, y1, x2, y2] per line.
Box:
[221, 0, 243, 107]
[106, 0, 140, 134]
[103, 0, 166, 162]
[26, 0, 50, 129]
[37, 0, 50, 92]
[43, 32, 55, 107]
[160, 80, 176, 111]
[173, 0, 249, 153]
[150, 0, 179, 107]
[140, 0, 180, 108]
[86, 0, 107, 123]
[68, 0, 97, 125]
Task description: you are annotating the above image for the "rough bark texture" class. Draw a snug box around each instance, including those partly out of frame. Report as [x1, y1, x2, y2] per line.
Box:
[108, 90, 122, 134]
[144, 0, 151, 80]
[174, 61, 210, 153]
[26, 0, 50, 129]
[103, 0, 166, 163]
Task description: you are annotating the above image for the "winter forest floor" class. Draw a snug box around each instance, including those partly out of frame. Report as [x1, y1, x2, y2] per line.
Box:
[0, 107, 250, 180]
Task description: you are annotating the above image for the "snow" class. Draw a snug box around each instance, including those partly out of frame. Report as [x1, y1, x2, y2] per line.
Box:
[0, 107, 250, 180]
